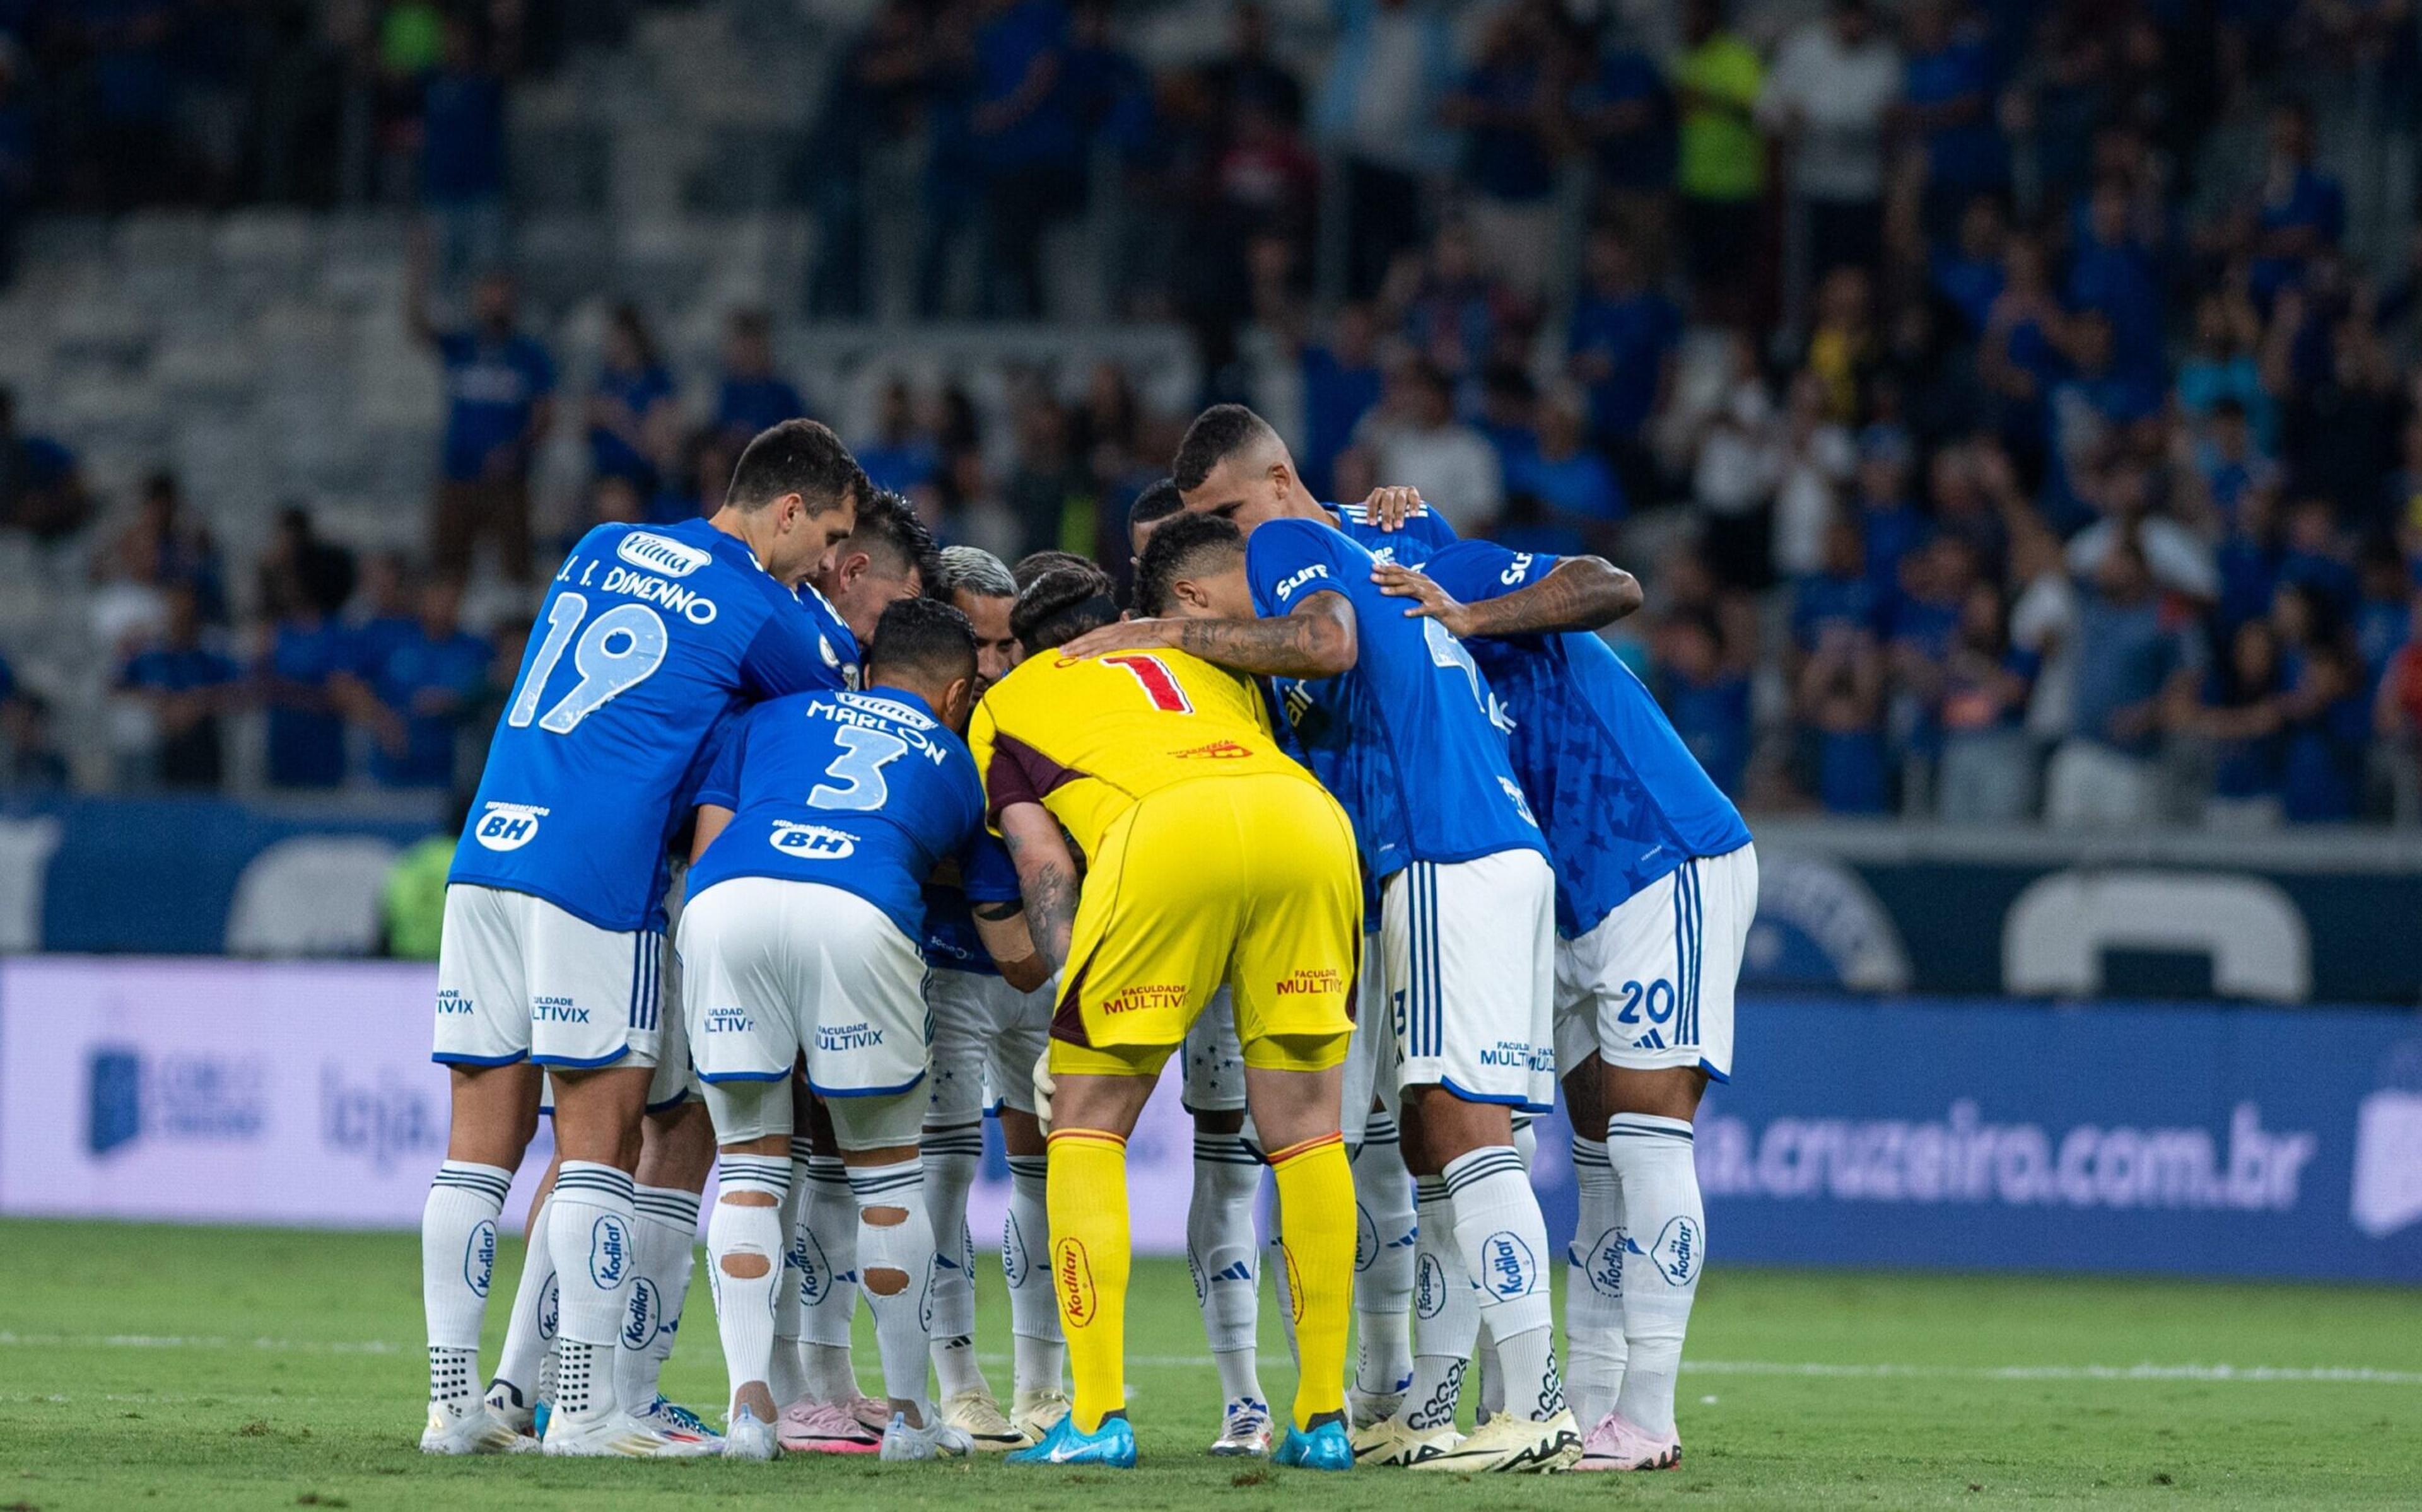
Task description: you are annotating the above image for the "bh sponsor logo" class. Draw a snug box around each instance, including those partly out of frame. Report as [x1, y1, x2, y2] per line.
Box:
[1480, 1231, 1537, 1299]
[85, 1045, 267, 1158]
[616, 530, 710, 578]
[1273, 564, 1330, 602]
[589, 1214, 630, 1288]
[465, 1219, 498, 1298]
[623, 1276, 662, 1351]
[771, 821, 856, 860]
[1650, 1216, 1699, 1287]
[472, 801, 548, 852]
[1055, 1238, 1098, 1327]
[2351, 1040, 2422, 1239]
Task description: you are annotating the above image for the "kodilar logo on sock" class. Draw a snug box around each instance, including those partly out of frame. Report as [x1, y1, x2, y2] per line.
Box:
[465, 1219, 498, 1298]
[1482, 1231, 1538, 1298]
[1413, 1251, 1447, 1318]
[793, 1228, 830, 1305]
[1354, 1203, 1379, 1272]
[538, 1274, 559, 1340]
[1280, 1242, 1305, 1327]
[623, 1276, 660, 1350]
[1055, 1238, 1097, 1327]
[589, 1214, 629, 1288]
[1002, 1213, 1031, 1286]
[1585, 1226, 1626, 1298]
[1651, 1215, 1700, 1287]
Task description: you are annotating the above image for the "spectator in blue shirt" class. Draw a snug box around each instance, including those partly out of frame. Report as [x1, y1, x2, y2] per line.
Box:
[1299, 303, 1385, 499]
[1573, 28, 1675, 216]
[1567, 226, 1681, 499]
[2068, 181, 2167, 387]
[1929, 194, 2006, 337]
[408, 254, 555, 584]
[0, 386, 93, 542]
[2271, 581, 2365, 822]
[714, 308, 807, 445]
[116, 584, 240, 790]
[1656, 609, 1753, 800]
[349, 576, 491, 789]
[855, 378, 944, 497]
[1444, 3, 1562, 298]
[418, 15, 509, 292]
[587, 303, 676, 492]
[2045, 535, 2194, 827]
[2191, 615, 2288, 827]
[1794, 511, 1884, 649]
[347, 549, 421, 680]
[1935, 577, 2040, 820]
[2174, 293, 2275, 450]
[257, 547, 358, 790]
[1900, 0, 2007, 237]
[971, 0, 1084, 317]
[2245, 99, 2343, 305]
[1506, 385, 1626, 554]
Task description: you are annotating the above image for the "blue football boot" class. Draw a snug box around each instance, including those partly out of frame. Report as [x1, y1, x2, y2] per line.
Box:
[1005, 1409, 1138, 1468]
[1274, 1419, 1354, 1471]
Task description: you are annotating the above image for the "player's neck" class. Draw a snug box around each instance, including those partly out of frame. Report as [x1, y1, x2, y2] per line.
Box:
[708, 507, 779, 575]
[1280, 488, 1329, 526]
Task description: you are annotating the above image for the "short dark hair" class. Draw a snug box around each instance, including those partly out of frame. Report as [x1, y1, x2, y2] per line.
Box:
[1012, 562, 1121, 653]
[727, 419, 867, 516]
[849, 488, 940, 585]
[1134, 511, 1245, 617]
[1012, 549, 1099, 595]
[927, 545, 1017, 603]
[867, 595, 976, 691]
[1172, 404, 1276, 492]
[1128, 477, 1183, 540]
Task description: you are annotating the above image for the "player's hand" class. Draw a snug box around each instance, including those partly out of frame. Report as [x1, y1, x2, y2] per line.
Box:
[1054, 617, 1172, 665]
[1032, 1049, 1055, 1137]
[1371, 562, 1477, 636]
[1360, 484, 1425, 532]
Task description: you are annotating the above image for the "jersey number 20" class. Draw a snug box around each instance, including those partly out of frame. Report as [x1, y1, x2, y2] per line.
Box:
[507, 591, 669, 734]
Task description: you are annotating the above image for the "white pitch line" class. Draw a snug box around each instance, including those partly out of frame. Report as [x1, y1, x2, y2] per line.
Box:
[3, 1335, 2414, 1387]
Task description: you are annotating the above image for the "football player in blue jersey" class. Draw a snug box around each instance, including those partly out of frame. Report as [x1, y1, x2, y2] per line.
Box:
[760, 487, 944, 1453]
[1368, 541, 1752, 1474]
[1056, 405, 1610, 1474]
[422, 419, 865, 1458]
[916, 545, 1063, 1450]
[682, 596, 1037, 1462]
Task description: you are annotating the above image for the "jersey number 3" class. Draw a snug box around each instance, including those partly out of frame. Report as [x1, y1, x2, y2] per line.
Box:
[507, 591, 670, 735]
[1102, 653, 1193, 713]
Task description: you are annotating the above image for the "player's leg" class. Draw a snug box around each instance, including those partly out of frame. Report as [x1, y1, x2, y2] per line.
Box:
[1473, 1116, 1540, 1426]
[921, 968, 1015, 1446]
[483, 1149, 559, 1438]
[424, 883, 541, 1455]
[1344, 946, 1417, 1428]
[1559, 1055, 1627, 1436]
[1588, 845, 1757, 1473]
[1393, 853, 1579, 1474]
[530, 904, 711, 1457]
[623, 1095, 715, 1443]
[1243, 1054, 1355, 1472]
[788, 1096, 884, 1450]
[696, 1081, 792, 1462]
[985, 974, 1067, 1439]
[1183, 995, 1270, 1455]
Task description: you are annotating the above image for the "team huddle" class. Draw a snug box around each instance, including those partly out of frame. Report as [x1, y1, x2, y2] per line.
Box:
[416, 405, 1757, 1474]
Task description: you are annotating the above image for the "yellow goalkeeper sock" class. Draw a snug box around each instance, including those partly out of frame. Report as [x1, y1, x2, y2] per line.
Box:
[1268, 1130, 1354, 1429]
[1046, 1127, 1132, 1435]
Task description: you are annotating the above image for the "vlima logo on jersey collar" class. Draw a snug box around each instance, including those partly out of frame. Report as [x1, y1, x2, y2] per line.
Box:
[616, 531, 711, 578]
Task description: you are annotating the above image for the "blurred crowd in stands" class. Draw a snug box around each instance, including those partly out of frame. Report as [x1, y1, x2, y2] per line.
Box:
[10, 0, 2422, 827]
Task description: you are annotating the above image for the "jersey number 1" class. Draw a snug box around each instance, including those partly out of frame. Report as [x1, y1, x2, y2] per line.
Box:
[1102, 653, 1193, 713]
[507, 591, 670, 734]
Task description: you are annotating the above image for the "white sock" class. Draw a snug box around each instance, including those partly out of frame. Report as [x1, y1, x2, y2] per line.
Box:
[1607, 1114, 1701, 1437]
[1402, 1175, 1476, 1430]
[922, 1125, 988, 1399]
[799, 1154, 862, 1402]
[547, 1161, 638, 1419]
[1444, 1146, 1560, 1422]
[423, 1160, 512, 1409]
[1566, 1135, 1626, 1428]
[486, 1197, 554, 1412]
[1003, 1153, 1065, 1395]
[618, 1184, 699, 1410]
[1352, 1115, 1416, 1400]
[773, 1137, 814, 1405]
[849, 1158, 935, 1412]
[1190, 1132, 1264, 1407]
[708, 1155, 790, 1417]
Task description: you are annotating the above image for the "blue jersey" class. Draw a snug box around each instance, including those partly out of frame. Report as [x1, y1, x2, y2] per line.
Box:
[1245, 516, 1543, 881]
[1328, 498, 1459, 568]
[688, 687, 992, 953]
[794, 582, 862, 689]
[922, 835, 1024, 975]
[1422, 540, 1752, 937]
[450, 519, 843, 931]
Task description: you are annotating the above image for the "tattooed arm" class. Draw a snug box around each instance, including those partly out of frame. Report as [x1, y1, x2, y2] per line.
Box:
[1053, 590, 1358, 679]
[1370, 555, 1642, 638]
[997, 801, 1082, 977]
[971, 897, 1050, 993]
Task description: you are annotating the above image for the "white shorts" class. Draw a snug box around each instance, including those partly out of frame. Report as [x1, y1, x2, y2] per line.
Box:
[927, 968, 1048, 1124]
[1179, 988, 1248, 1115]
[435, 884, 667, 1073]
[677, 876, 930, 1103]
[1384, 850, 1556, 1112]
[1554, 844, 1758, 1083]
[1340, 932, 1388, 1134]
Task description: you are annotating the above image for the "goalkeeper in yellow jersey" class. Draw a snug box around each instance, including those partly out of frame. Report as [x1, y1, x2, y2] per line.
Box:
[971, 554, 1361, 1472]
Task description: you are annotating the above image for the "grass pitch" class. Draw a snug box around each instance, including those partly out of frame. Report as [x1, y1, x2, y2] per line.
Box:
[0, 1219, 2415, 1509]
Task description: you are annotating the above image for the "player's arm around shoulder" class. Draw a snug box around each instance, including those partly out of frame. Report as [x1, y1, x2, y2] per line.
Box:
[1371, 539, 1642, 639]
